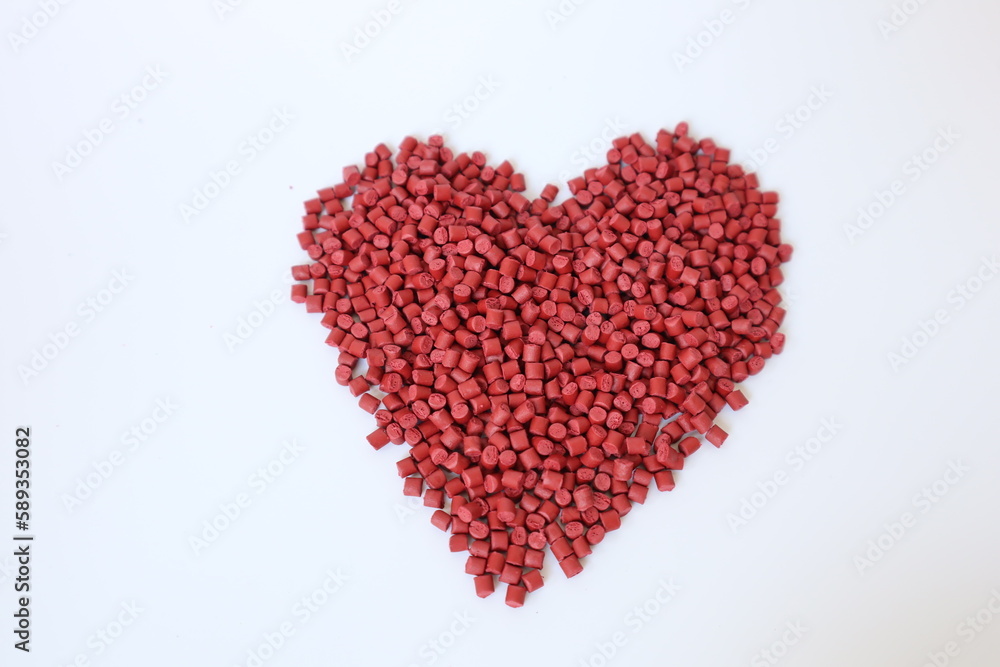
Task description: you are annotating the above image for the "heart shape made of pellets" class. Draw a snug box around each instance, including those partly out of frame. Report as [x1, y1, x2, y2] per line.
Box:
[290, 124, 791, 607]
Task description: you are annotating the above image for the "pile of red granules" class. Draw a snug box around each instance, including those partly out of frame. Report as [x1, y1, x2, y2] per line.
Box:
[291, 124, 791, 607]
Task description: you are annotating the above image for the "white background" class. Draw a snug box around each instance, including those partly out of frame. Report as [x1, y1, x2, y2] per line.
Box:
[2, 0, 1000, 666]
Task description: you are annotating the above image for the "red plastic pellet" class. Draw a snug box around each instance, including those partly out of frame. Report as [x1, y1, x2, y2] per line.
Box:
[474, 574, 495, 598]
[559, 555, 584, 578]
[521, 569, 544, 592]
[505, 584, 527, 608]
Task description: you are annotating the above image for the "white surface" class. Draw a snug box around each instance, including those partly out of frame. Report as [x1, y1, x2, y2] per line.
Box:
[3, 1, 1000, 666]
